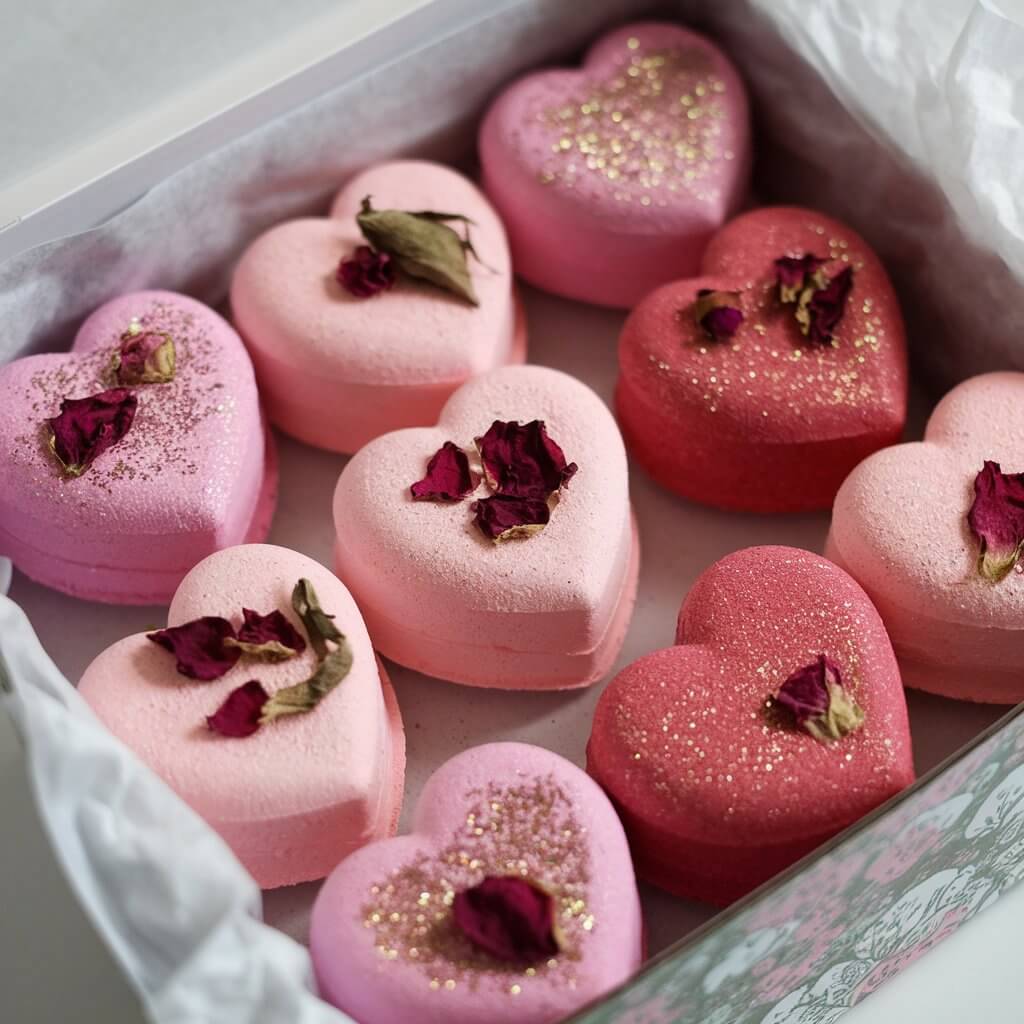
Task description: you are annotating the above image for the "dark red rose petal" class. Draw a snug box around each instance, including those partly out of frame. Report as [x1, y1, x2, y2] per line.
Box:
[694, 289, 744, 341]
[452, 876, 561, 963]
[114, 329, 176, 385]
[148, 617, 240, 680]
[207, 680, 270, 738]
[410, 441, 477, 501]
[337, 245, 396, 298]
[236, 608, 307, 655]
[774, 253, 828, 302]
[476, 420, 577, 500]
[967, 460, 1024, 582]
[47, 388, 138, 477]
[802, 266, 854, 345]
[775, 654, 839, 723]
[473, 494, 551, 542]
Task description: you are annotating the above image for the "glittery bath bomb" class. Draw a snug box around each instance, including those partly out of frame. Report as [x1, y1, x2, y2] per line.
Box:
[587, 546, 914, 906]
[0, 291, 276, 604]
[78, 544, 405, 888]
[479, 22, 750, 308]
[827, 372, 1024, 703]
[310, 742, 643, 1024]
[616, 206, 908, 513]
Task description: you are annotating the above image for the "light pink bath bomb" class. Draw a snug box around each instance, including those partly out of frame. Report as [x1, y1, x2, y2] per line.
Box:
[310, 742, 642, 1024]
[479, 22, 750, 308]
[827, 372, 1024, 703]
[332, 364, 638, 689]
[78, 544, 405, 888]
[616, 206, 908, 512]
[0, 290, 275, 604]
[588, 546, 914, 906]
[230, 160, 525, 454]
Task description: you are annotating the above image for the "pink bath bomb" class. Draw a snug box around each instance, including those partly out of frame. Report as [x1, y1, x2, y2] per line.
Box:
[827, 371, 1024, 702]
[0, 291, 275, 604]
[588, 546, 914, 906]
[310, 742, 642, 1024]
[78, 544, 405, 888]
[479, 22, 750, 308]
[616, 206, 908, 512]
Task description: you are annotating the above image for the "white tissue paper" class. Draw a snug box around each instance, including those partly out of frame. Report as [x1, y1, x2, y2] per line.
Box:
[3, 0, 1024, 1020]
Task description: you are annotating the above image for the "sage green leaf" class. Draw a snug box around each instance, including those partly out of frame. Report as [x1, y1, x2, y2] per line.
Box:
[222, 637, 300, 662]
[259, 640, 354, 723]
[292, 578, 343, 659]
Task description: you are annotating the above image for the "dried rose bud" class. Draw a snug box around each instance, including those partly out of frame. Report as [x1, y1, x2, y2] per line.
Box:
[207, 680, 270, 738]
[775, 655, 865, 743]
[47, 388, 138, 478]
[410, 441, 478, 501]
[774, 253, 829, 304]
[694, 289, 744, 341]
[796, 266, 854, 345]
[224, 608, 307, 661]
[476, 420, 577, 500]
[112, 329, 176, 385]
[473, 494, 551, 542]
[967, 460, 1024, 582]
[148, 617, 241, 680]
[337, 245, 396, 298]
[452, 876, 563, 963]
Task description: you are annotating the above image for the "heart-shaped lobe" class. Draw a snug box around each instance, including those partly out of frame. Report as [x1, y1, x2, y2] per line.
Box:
[827, 372, 1024, 702]
[78, 543, 405, 888]
[480, 21, 750, 308]
[332, 364, 637, 689]
[588, 546, 914, 906]
[231, 160, 523, 454]
[616, 206, 908, 512]
[310, 742, 642, 1024]
[0, 290, 275, 604]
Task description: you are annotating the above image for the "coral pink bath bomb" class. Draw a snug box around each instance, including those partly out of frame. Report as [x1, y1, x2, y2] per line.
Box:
[479, 22, 750, 308]
[588, 546, 914, 906]
[616, 206, 908, 512]
[0, 291, 275, 604]
[231, 160, 524, 454]
[78, 544, 405, 888]
[332, 364, 638, 689]
[310, 742, 642, 1024]
[827, 372, 1024, 703]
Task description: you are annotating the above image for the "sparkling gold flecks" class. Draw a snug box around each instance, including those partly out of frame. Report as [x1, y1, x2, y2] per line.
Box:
[536, 40, 729, 204]
[361, 777, 592, 994]
[12, 301, 231, 494]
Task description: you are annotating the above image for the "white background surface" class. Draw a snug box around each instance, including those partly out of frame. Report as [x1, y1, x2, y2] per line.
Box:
[3, 1, 1024, 1021]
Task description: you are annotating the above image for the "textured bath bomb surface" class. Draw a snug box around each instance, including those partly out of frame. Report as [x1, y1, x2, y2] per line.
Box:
[588, 546, 914, 906]
[616, 206, 908, 512]
[827, 371, 1024, 702]
[78, 544, 405, 888]
[0, 290, 276, 604]
[480, 21, 750, 308]
[231, 160, 524, 454]
[311, 742, 643, 1024]
[332, 364, 638, 689]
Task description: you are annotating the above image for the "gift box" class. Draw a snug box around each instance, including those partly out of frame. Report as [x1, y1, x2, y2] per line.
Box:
[3, 1, 1024, 1021]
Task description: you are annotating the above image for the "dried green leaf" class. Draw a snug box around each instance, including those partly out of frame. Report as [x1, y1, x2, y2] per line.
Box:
[222, 637, 300, 662]
[291, 578, 343, 659]
[259, 640, 354, 723]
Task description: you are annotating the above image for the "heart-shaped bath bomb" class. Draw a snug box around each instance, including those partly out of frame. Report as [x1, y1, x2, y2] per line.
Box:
[479, 21, 750, 308]
[231, 160, 525, 454]
[587, 546, 914, 906]
[0, 291, 276, 604]
[310, 742, 642, 1024]
[617, 206, 908, 512]
[78, 543, 405, 888]
[827, 372, 1024, 703]
[332, 364, 638, 689]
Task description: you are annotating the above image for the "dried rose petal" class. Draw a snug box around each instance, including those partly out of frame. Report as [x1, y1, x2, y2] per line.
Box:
[473, 494, 551, 542]
[410, 441, 478, 501]
[47, 388, 138, 478]
[148, 617, 240, 680]
[774, 254, 828, 303]
[476, 420, 577, 499]
[337, 245, 396, 298]
[112, 329, 176, 385]
[452, 876, 562, 963]
[798, 266, 854, 345]
[775, 655, 864, 743]
[207, 680, 270, 738]
[224, 608, 307, 661]
[967, 460, 1024, 582]
[694, 289, 744, 341]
